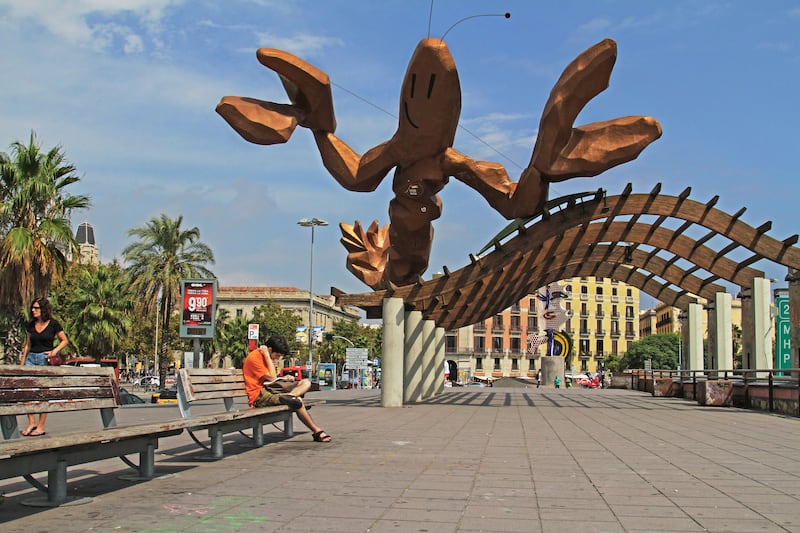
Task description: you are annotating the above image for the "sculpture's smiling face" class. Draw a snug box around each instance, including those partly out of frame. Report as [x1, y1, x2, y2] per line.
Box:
[397, 38, 461, 154]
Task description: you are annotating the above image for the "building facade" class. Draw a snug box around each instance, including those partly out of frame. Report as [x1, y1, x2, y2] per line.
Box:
[445, 277, 640, 382]
[216, 286, 361, 333]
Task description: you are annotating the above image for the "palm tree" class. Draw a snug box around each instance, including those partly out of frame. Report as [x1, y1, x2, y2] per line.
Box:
[122, 214, 215, 384]
[0, 132, 90, 362]
[66, 264, 133, 362]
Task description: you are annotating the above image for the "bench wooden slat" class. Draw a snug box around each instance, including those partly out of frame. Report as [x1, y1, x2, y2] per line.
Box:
[0, 387, 116, 403]
[0, 397, 118, 416]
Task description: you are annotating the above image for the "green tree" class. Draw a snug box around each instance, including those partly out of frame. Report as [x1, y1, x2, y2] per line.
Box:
[250, 301, 303, 361]
[0, 132, 90, 361]
[122, 214, 215, 384]
[63, 263, 132, 361]
[218, 313, 252, 368]
[623, 333, 679, 370]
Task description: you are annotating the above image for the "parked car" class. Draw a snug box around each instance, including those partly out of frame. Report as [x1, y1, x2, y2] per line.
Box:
[119, 387, 146, 405]
[151, 385, 178, 404]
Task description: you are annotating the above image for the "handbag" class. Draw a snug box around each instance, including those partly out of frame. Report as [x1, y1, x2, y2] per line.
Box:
[47, 353, 63, 366]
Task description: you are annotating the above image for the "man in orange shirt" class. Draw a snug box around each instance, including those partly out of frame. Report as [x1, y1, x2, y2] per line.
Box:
[243, 335, 332, 442]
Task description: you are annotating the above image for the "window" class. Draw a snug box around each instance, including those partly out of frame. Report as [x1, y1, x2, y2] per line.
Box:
[236, 309, 243, 317]
[476, 357, 483, 370]
[626, 306, 634, 318]
[626, 321, 634, 335]
[492, 336, 503, 352]
[446, 335, 456, 353]
[581, 359, 588, 372]
[511, 358, 519, 371]
[493, 358, 501, 370]
[579, 339, 590, 354]
[596, 339, 604, 355]
[492, 315, 503, 329]
[510, 337, 521, 353]
[596, 286, 603, 295]
[612, 340, 618, 355]
[611, 320, 619, 334]
[529, 298, 537, 311]
[612, 287, 618, 296]
[596, 303, 603, 315]
[528, 315, 538, 330]
[580, 319, 588, 333]
[474, 336, 485, 352]
[510, 315, 521, 330]
[581, 285, 588, 294]
[596, 319, 603, 332]
[627, 288, 632, 297]
[581, 303, 588, 315]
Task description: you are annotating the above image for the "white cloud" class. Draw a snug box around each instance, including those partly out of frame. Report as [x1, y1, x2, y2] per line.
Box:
[0, 0, 181, 53]
[254, 32, 345, 57]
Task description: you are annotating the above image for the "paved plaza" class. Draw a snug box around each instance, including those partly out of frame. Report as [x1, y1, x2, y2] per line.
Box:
[1, 387, 799, 532]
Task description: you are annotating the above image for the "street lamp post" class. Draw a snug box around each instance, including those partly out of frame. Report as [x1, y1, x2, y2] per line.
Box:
[298, 217, 328, 377]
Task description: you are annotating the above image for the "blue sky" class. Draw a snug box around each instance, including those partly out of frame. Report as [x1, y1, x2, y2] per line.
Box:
[1, 0, 798, 311]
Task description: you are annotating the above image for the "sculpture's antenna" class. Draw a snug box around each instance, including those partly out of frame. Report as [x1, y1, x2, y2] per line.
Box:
[427, 0, 435, 38]
[440, 12, 510, 41]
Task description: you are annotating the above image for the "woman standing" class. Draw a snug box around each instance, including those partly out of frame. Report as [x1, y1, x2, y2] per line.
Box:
[20, 297, 68, 436]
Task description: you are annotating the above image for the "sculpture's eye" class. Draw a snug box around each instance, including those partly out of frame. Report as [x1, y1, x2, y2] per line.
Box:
[427, 74, 436, 98]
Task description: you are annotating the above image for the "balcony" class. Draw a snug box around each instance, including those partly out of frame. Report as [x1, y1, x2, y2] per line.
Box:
[579, 294, 589, 301]
[579, 311, 590, 317]
[579, 329, 590, 337]
[626, 297, 635, 304]
[610, 295, 619, 302]
[625, 332, 636, 339]
[596, 330, 606, 336]
[595, 311, 604, 318]
[610, 330, 621, 338]
[473, 324, 486, 332]
[595, 295, 605, 302]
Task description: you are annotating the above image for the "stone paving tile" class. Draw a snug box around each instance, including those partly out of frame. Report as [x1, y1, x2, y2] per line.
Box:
[541, 519, 624, 533]
[457, 516, 541, 532]
[366, 519, 458, 533]
[693, 517, 789, 532]
[617, 515, 707, 531]
[609, 504, 689, 518]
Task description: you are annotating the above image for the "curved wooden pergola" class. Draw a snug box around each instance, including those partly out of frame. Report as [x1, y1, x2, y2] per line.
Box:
[334, 183, 800, 331]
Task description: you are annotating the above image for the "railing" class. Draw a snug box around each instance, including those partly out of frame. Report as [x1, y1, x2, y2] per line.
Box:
[623, 368, 800, 417]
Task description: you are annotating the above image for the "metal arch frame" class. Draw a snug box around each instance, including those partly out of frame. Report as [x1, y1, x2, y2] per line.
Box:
[333, 183, 800, 331]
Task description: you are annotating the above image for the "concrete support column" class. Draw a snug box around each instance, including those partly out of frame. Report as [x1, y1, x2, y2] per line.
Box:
[381, 297, 405, 408]
[707, 301, 717, 374]
[434, 327, 445, 396]
[739, 286, 753, 372]
[420, 320, 436, 399]
[403, 310, 424, 403]
[541, 356, 564, 387]
[788, 268, 800, 372]
[687, 303, 704, 371]
[713, 292, 734, 371]
[753, 277, 772, 374]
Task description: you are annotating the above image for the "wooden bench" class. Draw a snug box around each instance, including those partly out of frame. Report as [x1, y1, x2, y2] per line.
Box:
[0, 365, 188, 507]
[176, 368, 324, 459]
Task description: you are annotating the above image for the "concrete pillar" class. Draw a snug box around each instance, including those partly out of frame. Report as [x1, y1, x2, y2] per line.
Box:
[713, 292, 734, 371]
[788, 268, 800, 372]
[403, 310, 424, 403]
[752, 277, 772, 373]
[541, 356, 564, 387]
[687, 303, 704, 371]
[706, 301, 717, 374]
[420, 320, 436, 399]
[434, 327, 445, 396]
[381, 298, 405, 408]
[739, 286, 753, 372]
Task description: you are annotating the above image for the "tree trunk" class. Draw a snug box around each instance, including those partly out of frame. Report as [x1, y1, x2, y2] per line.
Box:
[1, 313, 26, 364]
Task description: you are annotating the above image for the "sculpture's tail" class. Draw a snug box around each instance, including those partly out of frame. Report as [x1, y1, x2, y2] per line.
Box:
[340, 220, 390, 290]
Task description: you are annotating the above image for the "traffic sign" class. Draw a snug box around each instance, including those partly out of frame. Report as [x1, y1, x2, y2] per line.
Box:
[775, 295, 791, 371]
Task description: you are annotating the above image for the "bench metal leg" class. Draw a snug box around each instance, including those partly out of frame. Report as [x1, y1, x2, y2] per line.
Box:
[283, 415, 294, 437]
[253, 421, 264, 447]
[20, 460, 92, 507]
[210, 427, 224, 459]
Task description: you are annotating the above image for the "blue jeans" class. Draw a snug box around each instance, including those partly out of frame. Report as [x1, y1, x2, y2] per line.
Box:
[25, 352, 48, 366]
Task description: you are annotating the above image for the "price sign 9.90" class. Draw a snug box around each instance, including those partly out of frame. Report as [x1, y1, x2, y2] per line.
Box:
[180, 279, 217, 339]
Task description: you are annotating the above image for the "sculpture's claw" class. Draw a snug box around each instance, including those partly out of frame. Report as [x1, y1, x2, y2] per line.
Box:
[530, 38, 662, 181]
[340, 220, 390, 290]
[545, 116, 662, 181]
[216, 96, 299, 145]
[257, 48, 336, 133]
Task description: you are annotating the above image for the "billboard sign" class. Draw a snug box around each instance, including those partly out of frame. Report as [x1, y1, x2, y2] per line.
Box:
[180, 279, 217, 339]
